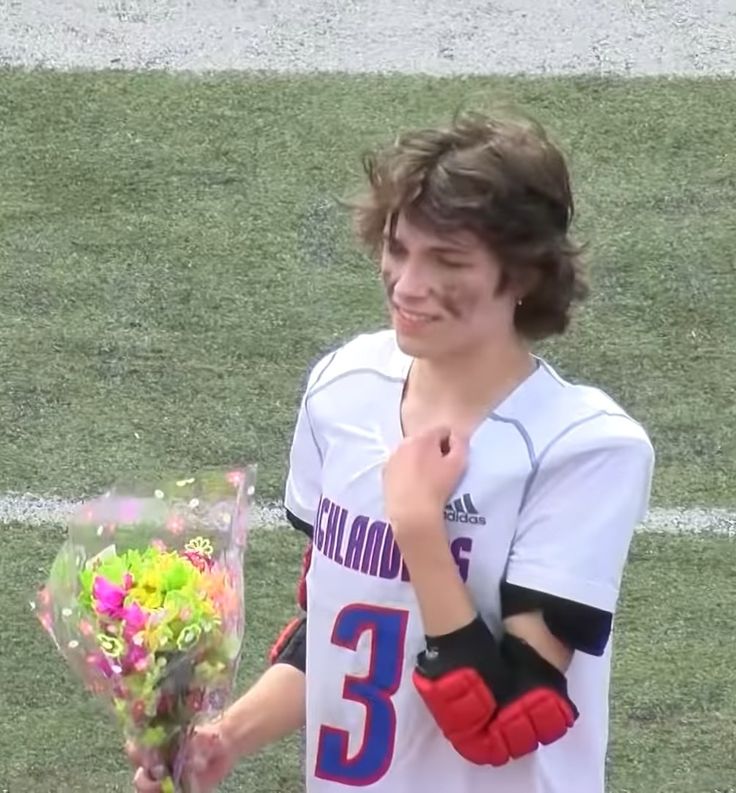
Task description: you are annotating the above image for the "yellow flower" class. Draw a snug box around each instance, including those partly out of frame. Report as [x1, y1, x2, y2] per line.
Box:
[142, 621, 173, 652]
[127, 586, 163, 611]
[140, 567, 163, 591]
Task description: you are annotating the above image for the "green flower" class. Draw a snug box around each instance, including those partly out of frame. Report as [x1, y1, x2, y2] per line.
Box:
[98, 633, 124, 658]
[140, 725, 167, 748]
[176, 624, 202, 651]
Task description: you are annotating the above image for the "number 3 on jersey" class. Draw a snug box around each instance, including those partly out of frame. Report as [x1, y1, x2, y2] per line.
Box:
[315, 604, 409, 786]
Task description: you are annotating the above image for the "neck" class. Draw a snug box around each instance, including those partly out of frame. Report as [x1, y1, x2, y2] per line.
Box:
[408, 335, 535, 413]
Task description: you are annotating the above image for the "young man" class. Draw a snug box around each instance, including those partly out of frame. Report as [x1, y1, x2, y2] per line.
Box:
[130, 109, 655, 793]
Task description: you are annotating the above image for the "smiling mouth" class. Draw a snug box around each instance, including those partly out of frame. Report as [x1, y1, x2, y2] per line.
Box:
[392, 305, 440, 329]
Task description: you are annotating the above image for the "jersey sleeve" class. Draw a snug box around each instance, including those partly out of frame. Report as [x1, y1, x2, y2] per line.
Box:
[504, 414, 655, 615]
[283, 352, 334, 532]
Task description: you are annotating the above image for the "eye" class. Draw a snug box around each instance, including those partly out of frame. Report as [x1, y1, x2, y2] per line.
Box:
[384, 238, 407, 258]
[436, 257, 470, 269]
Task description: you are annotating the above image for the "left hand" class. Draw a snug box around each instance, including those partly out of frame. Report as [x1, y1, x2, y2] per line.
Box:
[383, 426, 469, 542]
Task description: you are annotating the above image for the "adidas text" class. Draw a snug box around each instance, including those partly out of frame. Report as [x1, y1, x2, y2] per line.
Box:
[444, 509, 486, 525]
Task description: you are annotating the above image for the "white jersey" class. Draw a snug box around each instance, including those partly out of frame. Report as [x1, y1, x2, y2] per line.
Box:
[285, 329, 655, 793]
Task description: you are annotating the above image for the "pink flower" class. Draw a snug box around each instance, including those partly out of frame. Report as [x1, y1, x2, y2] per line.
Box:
[186, 689, 205, 713]
[113, 681, 129, 699]
[118, 497, 142, 524]
[92, 576, 128, 619]
[226, 470, 244, 487]
[88, 652, 114, 679]
[132, 699, 147, 724]
[122, 642, 150, 673]
[157, 692, 175, 717]
[167, 514, 185, 535]
[182, 551, 212, 572]
[121, 602, 148, 640]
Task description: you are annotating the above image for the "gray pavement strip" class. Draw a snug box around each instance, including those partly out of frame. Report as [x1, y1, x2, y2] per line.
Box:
[1, 0, 734, 76]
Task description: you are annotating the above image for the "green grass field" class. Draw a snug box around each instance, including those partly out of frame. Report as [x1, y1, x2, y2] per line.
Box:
[1, 71, 735, 505]
[1, 71, 735, 792]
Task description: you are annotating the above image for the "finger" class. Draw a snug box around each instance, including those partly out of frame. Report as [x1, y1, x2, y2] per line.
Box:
[185, 741, 213, 774]
[414, 425, 452, 451]
[428, 424, 452, 441]
[448, 428, 470, 448]
[126, 741, 165, 774]
[432, 426, 463, 456]
[181, 750, 212, 791]
[444, 430, 470, 464]
[151, 765, 168, 781]
[126, 740, 142, 767]
[443, 429, 470, 454]
[133, 766, 163, 793]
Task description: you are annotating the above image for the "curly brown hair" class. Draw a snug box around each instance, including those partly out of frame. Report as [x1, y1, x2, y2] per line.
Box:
[347, 109, 589, 340]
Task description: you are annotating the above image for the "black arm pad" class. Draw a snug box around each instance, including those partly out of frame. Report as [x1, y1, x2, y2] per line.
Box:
[286, 508, 313, 539]
[500, 581, 613, 657]
[271, 615, 307, 672]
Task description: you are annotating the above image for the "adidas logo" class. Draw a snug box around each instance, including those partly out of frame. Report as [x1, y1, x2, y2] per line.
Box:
[444, 493, 486, 526]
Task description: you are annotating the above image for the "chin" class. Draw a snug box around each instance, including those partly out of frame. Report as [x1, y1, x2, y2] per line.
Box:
[393, 328, 438, 359]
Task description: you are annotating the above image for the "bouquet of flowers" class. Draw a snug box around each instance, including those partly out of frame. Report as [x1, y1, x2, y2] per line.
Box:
[31, 466, 255, 793]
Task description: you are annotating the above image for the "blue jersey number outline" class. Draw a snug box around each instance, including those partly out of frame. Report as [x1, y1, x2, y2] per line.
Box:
[315, 603, 409, 786]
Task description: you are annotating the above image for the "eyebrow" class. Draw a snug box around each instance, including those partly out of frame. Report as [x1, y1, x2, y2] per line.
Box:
[382, 232, 473, 255]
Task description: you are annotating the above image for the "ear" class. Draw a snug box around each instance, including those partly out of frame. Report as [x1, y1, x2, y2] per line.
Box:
[493, 256, 540, 302]
[513, 266, 542, 305]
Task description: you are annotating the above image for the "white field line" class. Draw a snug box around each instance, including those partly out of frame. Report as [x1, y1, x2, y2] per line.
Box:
[1, 493, 734, 536]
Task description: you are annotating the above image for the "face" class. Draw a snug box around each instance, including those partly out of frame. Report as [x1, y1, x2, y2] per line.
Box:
[380, 211, 521, 361]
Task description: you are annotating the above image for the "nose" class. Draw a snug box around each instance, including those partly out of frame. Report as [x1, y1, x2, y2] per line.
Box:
[392, 257, 432, 302]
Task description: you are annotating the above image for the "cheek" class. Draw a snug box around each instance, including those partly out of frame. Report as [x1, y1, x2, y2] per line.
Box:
[380, 260, 397, 297]
[438, 266, 506, 326]
[437, 282, 482, 320]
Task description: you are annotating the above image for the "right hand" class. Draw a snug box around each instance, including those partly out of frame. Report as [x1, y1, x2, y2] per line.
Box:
[127, 721, 237, 793]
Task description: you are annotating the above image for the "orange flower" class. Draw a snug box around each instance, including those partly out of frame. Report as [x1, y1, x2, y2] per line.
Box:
[201, 570, 240, 620]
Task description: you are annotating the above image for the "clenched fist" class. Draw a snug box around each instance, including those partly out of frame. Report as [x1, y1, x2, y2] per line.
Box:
[383, 426, 469, 544]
